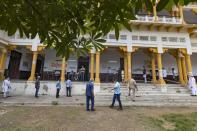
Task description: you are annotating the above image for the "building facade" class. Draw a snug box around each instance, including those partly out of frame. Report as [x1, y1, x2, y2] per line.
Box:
[0, 4, 197, 87]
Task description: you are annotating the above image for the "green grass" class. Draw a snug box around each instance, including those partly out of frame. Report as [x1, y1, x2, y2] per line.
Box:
[150, 112, 197, 131]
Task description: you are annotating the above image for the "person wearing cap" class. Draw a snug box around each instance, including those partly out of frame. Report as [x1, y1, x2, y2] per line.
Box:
[188, 74, 197, 96]
[85, 80, 95, 111]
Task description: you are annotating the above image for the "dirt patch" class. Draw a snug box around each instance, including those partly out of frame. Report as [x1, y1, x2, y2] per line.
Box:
[0, 106, 196, 131]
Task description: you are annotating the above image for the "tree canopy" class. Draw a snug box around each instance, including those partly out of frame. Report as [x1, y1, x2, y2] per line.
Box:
[0, 0, 195, 59]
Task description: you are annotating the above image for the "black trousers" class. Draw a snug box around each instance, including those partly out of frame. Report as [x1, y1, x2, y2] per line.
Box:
[35, 88, 39, 97]
[111, 94, 122, 109]
[66, 87, 71, 96]
[56, 88, 60, 98]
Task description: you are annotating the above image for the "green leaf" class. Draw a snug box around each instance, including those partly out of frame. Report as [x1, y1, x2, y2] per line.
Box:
[7, 22, 17, 36]
[144, 0, 153, 12]
[157, 0, 170, 12]
[122, 20, 131, 31]
[114, 23, 119, 40]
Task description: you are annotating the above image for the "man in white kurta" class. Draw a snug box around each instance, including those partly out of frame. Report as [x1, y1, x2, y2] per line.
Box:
[2, 77, 11, 98]
[188, 75, 197, 96]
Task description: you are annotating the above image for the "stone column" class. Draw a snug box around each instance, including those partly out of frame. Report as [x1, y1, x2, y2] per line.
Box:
[95, 52, 100, 83]
[151, 53, 157, 83]
[127, 52, 132, 80]
[124, 53, 128, 81]
[90, 53, 95, 80]
[185, 54, 193, 76]
[156, 53, 165, 84]
[28, 51, 38, 81]
[176, 56, 184, 85]
[0, 48, 7, 80]
[181, 57, 187, 83]
[60, 57, 66, 83]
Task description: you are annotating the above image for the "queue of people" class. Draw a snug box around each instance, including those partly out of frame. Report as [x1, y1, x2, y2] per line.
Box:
[1, 71, 197, 112]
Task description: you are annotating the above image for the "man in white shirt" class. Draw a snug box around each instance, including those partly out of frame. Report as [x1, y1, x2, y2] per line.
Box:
[2, 77, 11, 98]
[162, 68, 167, 79]
[188, 74, 197, 96]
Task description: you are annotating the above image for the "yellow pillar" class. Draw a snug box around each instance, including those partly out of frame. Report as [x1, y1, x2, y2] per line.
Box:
[179, 5, 184, 24]
[153, 5, 158, 21]
[90, 53, 95, 80]
[157, 53, 166, 84]
[0, 48, 7, 80]
[127, 52, 131, 80]
[60, 57, 66, 83]
[28, 51, 38, 81]
[124, 53, 128, 81]
[95, 52, 100, 83]
[151, 53, 157, 83]
[185, 54, 192, 75]
[181, 57, 187, 83]
[176, 56, 184, 85]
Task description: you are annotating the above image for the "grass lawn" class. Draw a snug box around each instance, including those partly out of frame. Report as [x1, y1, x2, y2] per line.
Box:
[0, 106, 197, 131]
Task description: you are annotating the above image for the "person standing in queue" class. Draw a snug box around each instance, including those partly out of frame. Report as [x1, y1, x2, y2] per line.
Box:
[35, 76, 40, 98]
[66, 78, 72, 97]
[56, 79, 61, 98]
[86, 80, 95, 111]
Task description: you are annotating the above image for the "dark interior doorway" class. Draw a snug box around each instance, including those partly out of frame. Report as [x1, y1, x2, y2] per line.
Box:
[36, 54, 45, 79]
[78, 56, 89, 81]
[8, 50, 22, 79]
[120, 58, 124, 71]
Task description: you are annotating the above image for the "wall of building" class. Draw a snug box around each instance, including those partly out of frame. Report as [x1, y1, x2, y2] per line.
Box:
[43, 48, 182, 76]
[100, 48, 122, 73]
[22, 48, 197, 79]
[44, 49, 78, 72]
[132, 50, 150, 74]
[18, 49, 32, 72]
[5, 48, 32, 71]
[191, 53, 197, 76]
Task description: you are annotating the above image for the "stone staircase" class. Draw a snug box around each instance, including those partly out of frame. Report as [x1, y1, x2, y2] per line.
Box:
[94, 83, 197, 107]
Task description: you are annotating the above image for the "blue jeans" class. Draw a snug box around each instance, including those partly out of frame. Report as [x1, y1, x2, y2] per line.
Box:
[66, 87, 71, 97]
[86, 96, 94, 110]
[111, 94, 122, 109]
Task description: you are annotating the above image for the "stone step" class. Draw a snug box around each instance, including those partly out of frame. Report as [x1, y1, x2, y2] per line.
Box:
[100, 88, 189, 92]
[96, 93, 191, 96]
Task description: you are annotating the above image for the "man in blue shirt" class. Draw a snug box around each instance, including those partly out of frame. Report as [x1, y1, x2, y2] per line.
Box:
[86, 80, 95, 111]
[110, 79, 123, 110]
[66, 78, 72, 97]
[56, 79, 61, 98]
